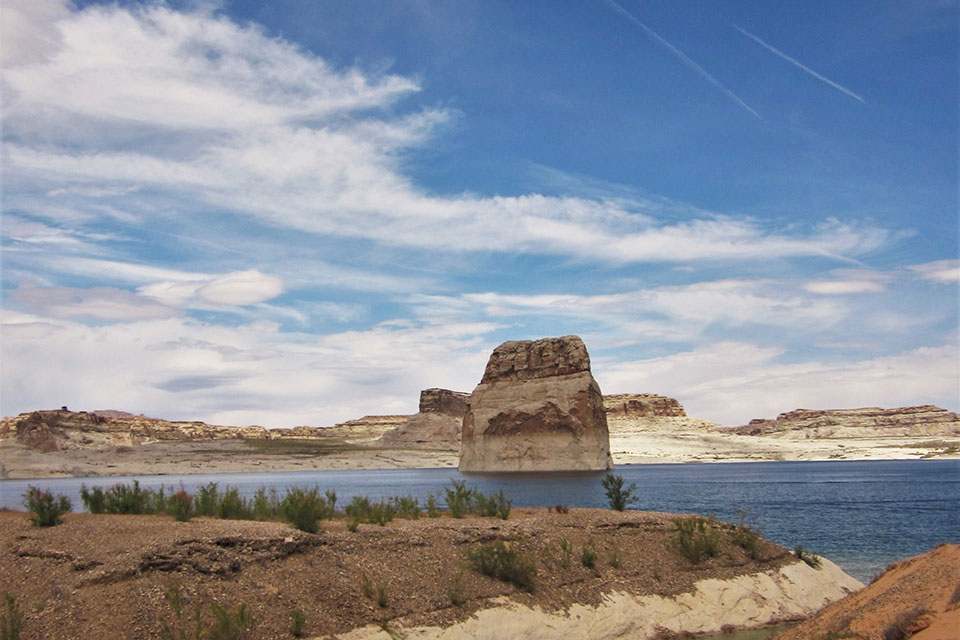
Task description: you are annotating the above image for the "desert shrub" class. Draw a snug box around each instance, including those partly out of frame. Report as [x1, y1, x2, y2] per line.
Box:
[601, 473, 636, 511]
[390, 495, 420, 519]
[103, 480, 154, 514]
[168, 487, 193, 522]
[23, 486, 71, 527]
[553, 505, 569, 514]
[324, 489, 337, 513]
[445, 480, 473, 518]
[194, 483, 220, 517]
[426, 493, 440, 518]
[160, 581, 203, 640]
[581, 543, 597, 569]
[675, 516, 721, 564]
[279, 486, 329, 533]
[607, 545, 622, 569]
[730, 510, 761, 560]
[346, 495, 371, 520]
[469, 541, 536, 591]
[559, 538, 573, 568]
[795, 545, 822, 569]
[369, 501, 395, 526]
[289, 609, 306, 637]
[217, 487, 253, 520]
[360, 572, 375, 599]
[375, 584, 389, 608]
[449, 568, 466, 606]
[1, 593, 24, 640]
[252, 487, 280, 521]
[79, 484, 106, 513]
[882, 607, 927, 640]
[207, 601, 256, 640]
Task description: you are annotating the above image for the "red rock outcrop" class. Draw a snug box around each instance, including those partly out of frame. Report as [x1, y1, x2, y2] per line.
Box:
[459, 336, 613, 472]
[603, 394, 686, 418]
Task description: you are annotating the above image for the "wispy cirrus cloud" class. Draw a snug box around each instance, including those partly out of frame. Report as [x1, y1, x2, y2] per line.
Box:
[907, 259, 960, 284]
[3, 1, 891, 266]
[731, 23, 865, 103]
[603, 0, 761, 119]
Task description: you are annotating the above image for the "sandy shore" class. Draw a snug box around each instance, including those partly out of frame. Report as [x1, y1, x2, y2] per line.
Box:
[1, 415, 956, 479]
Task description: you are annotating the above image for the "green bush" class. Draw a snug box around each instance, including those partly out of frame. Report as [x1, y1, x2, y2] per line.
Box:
[581, 543, 597, 569]
[675, 516, 721, 564]
[23, 486, 71, 527]
[79, 484, 106, 513]
[1, 593, 24, 640]
[252, 487, 280, 521]
[218, 487, 253, 520]
[289, 609, 306, 637]
[468, 541, 536, 591]
[426, 493, 440, 518]
[160, 581, 256, 640]
[443, 481, 512, 519]
[194, 483, 220, 517]
[601, 474, 636, 511]
[208, 601, 256, 640]
[390, 495, 420, 519]
[558, 538, 573, 568]
[795, 545, 822, 569]
[279, 486, 330, 533]
[445, 480, 472, 518]
[104, 480, 153, 514]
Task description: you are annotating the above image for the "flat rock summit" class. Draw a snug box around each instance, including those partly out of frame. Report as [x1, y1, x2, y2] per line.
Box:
[459, 335, 613, 472]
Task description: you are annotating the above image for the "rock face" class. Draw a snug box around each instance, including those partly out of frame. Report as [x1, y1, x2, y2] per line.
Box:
[731, 405, 960, 438]
[603, 394, 686, 418]
[379, 389, 469, 450]
[459, 336, 613, 472]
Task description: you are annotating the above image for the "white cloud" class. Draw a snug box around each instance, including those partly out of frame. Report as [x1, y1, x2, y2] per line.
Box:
[140, 269, 284, 307]
[0, 0, 70, 65]
[907, 259, 960, 284]
[10, 284, 177, 321]
[803, 280, 886, 294]
[0, 310, 495, 427]
[597, 340, 960, 425]
[1, 1, 892, 265]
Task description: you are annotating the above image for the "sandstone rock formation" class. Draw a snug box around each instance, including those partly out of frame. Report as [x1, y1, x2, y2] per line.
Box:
[378, 388, 469, 450]
[603, 394, 686, 418]
[730, 405, 960, 439]
[459, 335, 613, 472]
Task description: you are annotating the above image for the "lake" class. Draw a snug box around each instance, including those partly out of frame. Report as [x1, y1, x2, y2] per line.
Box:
[2, 459, 957, 583]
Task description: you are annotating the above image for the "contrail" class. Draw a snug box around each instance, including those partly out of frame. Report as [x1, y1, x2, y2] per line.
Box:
[731, 23, 865, 103]
[603, 0, 761, 119]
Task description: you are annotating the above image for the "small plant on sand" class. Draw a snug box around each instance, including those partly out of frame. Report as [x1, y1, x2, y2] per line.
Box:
[360, 572, 389, 607]
[217, 487, 253, 520]
[794, 545, 822, 569]
[882, 607, 927, 640]
[558, 538, 573, 568]
[601, 473, 637, 511]
[79, 484, 106, 513]
[449, 568, 467, 606]
[207, 601, 256, 640]
[23, 486, 71, 527]
[289, 609, 307, 637]
[674, 516, 721, 564]
[553, 504, 569, 514]
[280, 486, 330, 533]
[445, 480, 473, 518]
[252, 487, 280, 521]
[581, 543, 597, 569]
[426, 493, 440, 518]
[607, 545, 622, 569]
[390, 495, 420, 519]
[469, 541, 536, 591]
[168, 486, 193, 522]
[376, 584, 389, 608]
[730, 509, 761, 560]
[1, 593, 24, 640]
[160, 581, 203, 640]
[194, 483, 220, 517]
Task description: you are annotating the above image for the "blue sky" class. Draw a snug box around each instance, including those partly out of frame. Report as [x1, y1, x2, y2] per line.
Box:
[1, 0, 957, 427]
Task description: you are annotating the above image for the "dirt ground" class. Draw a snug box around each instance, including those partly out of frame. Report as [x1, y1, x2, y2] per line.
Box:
[774, 543, 960, 640]
[0, 508, 796, 639]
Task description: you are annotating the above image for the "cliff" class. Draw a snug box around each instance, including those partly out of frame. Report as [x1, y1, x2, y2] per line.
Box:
[729, 405, 960, 439]
[603, 394, 686, 418]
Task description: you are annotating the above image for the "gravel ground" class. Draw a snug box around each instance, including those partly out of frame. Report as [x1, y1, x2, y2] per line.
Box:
[0, 508, 795, 639]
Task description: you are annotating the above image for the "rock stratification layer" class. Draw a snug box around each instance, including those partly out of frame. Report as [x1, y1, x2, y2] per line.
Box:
[603, 394, 686, 418]
[378, 388, 470, 449]
[459, 335, 613, 472]
[730, 405, 960, 438]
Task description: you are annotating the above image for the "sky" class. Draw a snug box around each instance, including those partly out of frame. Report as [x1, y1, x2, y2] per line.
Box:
[1, 0, 957, 428]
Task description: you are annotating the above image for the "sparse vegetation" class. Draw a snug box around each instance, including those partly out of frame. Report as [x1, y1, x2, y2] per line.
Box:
[289, 609, 306, 637]
[360, 572, 388, 607]
[795, 545, 822, 569]
[449, 568, 466, 606]
[468, 541, 536, 591]
[552, 504, 569, 514]
[426, 493, 440, 518]
[23, 486, 71, 527]
[443, 481, 512, 519]
[882, 607, 927, 640]
[559, 538, 573, 568]
[1, 593, 24, 640]
[168, 486, 193, 522]
[607, 545, 622, 568]
[279, 486, 332, 533]
[730, 510, 761, 560]
[601, 473, 637, 511]
[674, 516, 721, 564]
[581, 543, 597, 569]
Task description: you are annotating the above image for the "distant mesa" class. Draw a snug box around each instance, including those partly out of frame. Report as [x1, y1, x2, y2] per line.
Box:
[459, 335, 613, 472]
[731, 405, 960, 438]
[378, 388, 469, 449]
[603, 394, 686, 418]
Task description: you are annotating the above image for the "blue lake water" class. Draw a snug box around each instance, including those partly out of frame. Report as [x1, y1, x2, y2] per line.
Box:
[2, 459, 957, 584]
